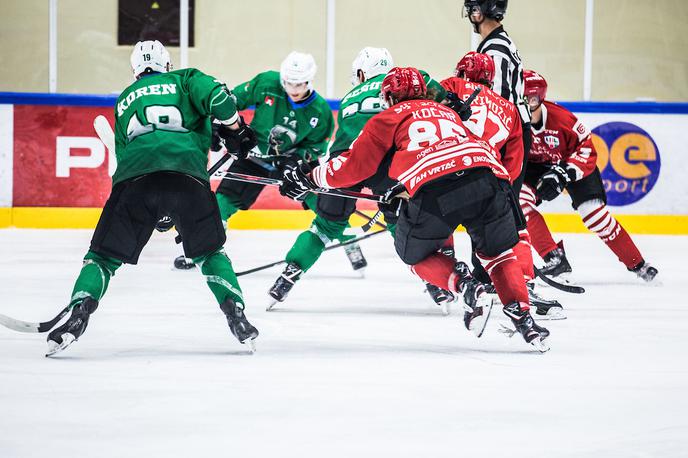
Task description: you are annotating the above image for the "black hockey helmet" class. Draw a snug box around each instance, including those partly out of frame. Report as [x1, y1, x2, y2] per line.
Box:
[463, 0, 508, 21]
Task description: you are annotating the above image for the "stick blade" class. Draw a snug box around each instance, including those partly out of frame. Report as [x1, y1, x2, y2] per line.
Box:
[0, 313, 40, 333]
[93, 115, 115, 153]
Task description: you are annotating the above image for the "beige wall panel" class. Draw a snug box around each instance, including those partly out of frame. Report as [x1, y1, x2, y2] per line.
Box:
[335, 0, 465, 97]
[0, 0, 49, 92]
[1, 0, 687, 101]
[500, 0, 586, 101]
[191, 0, 327, 91]
[593, 0, 688, 101]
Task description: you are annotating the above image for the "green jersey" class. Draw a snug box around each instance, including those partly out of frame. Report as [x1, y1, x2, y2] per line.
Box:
[232, 71, 334, 161]
[329, 71, 447, 155]
[113, 68, 238, 185]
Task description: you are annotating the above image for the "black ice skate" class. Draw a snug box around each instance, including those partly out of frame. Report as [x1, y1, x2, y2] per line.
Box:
[46, 297, 99, 357]
[455, 262, 493, 338]
[527, 283, 566, 320]
[173, 255, 196, 270]
[344, 242, 368, 276]
[219, 298, 258, 352]
[267, 262, 303, 310]
[501, 302, 550, 352]
[540, 241, 572, 278]
[630, 261, 659, 283]
[424, 282, 455, 316]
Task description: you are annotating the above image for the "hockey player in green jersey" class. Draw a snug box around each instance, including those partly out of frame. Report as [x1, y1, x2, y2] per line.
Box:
[267, 47, 447, 309]
[46, 40, 259, 356]
[214, 52, 333, 223]
[175, 52, 368, 272]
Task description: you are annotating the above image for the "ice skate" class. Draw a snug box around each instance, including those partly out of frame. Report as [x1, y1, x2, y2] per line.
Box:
[173, 255, 195, 270]
[220, 298, 258, 352]
[540, 241, 572, 279]
[501, 302, 550, 352]
[455, 262, 493, 338]
[424, 282, 455, 315]
[528, 283, 566, 320]
[267, 262, 303, 310]
[46, 297, 99, 357]
[630, 261, 659, 283]
[343, 242, 367, 277]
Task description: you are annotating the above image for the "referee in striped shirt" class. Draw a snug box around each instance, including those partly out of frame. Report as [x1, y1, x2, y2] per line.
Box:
[463, 0, 531, 192]
[463, 0, 536, 286]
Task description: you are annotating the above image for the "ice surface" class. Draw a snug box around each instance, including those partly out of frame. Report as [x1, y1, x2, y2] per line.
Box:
[0, 229, 686, 457]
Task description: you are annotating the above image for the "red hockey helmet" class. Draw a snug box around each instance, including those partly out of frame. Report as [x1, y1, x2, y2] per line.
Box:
[381, 67, 427, 107]
[455, 51, 495, 86]
[523, 69, 548, 109]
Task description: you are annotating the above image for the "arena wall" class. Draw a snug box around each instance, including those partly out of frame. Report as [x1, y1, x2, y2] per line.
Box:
[1, 1, 687, 101]
[0, 94, 686, 234]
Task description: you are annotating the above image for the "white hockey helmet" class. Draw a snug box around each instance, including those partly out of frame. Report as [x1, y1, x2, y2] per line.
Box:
[130, 40, 171, 78]
[280, 51, 317, 90]
[351, 47, 394, 86]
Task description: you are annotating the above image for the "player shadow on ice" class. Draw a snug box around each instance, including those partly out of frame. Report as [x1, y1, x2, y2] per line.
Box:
[42, 347, 255, 360]
[262, 306, 445, 317]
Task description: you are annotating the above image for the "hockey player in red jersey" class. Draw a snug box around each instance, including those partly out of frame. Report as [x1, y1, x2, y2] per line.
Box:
[441, 52, 564, 319]
[280, 67, 550, 351]
[520, 70, 658, 282]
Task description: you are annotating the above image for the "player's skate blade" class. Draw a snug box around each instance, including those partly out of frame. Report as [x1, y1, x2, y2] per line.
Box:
[45, 333, 76, 357]
[424, 283, 454, 316]
[267, 262, 302, 310]
[220, 299, 259, 350]
[464, 295, 494, 338]
[501, 302, 550, 353]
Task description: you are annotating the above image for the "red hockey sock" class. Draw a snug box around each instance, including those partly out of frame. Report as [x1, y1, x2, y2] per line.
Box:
[477, 250, 530, 309]
[578, 200, 643, 269]
[526, 211, 558, 258]
[513, 230, 535, 282]
[410, 253, 458, 292]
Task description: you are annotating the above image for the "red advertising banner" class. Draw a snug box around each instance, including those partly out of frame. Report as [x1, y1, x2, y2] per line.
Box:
[11, 105, 379, 210]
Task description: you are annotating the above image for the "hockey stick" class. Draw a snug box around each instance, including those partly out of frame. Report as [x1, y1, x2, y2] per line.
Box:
[533, 266, 585, 294]
[221, 172, 386, 203]
[235, 229, 386, 277]
[0, 306, 71, 334]
[0, 117, 115, 333]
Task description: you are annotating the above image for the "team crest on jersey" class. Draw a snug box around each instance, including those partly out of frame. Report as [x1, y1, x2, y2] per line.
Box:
[310, 117, 319, 128]
[544, 135, 560, 149]
[264, 96, 274, 106]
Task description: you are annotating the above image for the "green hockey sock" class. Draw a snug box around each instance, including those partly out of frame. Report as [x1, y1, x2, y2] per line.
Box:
[193, 249, 244, 307]
[285, 230, 326, 272]
[69, 251, 122, 308]
[216, 192, 240, 223]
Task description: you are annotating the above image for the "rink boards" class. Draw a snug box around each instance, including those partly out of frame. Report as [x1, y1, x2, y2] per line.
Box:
[1, 94, 687, 233]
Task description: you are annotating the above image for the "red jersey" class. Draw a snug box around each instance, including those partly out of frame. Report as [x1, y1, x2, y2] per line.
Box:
[310, 99, 509, 197]
[529, 101, 597, 180]
[440, 77, 523, 183]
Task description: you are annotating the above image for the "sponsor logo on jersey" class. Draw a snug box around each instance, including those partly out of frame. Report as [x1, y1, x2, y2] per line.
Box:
[591, 122, 661, 206]
[544, 135, 559, 149]
[310, 117, 319, 128]
[265, 96, 274, 106]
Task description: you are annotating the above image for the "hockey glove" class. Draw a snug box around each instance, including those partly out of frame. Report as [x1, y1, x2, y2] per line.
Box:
[536, 164, 572, 201]
[268, 125, 297, 155]
[218, 117, 257, 160]
[279, 161, 315, 201]
[378, 182, 408, 217]
[210, 123, 223, 152]
[445, 91, 472, 122]
[155, 215, 174, 232]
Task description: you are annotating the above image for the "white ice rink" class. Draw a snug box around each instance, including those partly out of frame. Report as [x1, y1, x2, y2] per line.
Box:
[1, 228, 686, 457]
